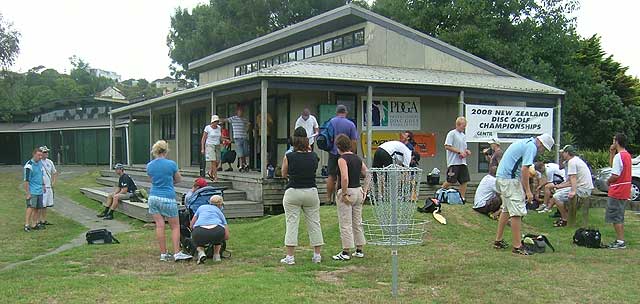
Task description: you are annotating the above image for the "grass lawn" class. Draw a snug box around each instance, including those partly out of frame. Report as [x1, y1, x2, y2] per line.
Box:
[1, 168, 639, 303]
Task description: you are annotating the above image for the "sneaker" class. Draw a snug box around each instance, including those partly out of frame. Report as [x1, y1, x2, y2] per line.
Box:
[23, 225, 31, 232]
[535, 204, 548, 212]
[512, 246, 532, 255]
[493, 240, 509, 249]
[160, 253, 173, 261]
[332, 251, 351, 261]
[549, 210, 561, 218]
[174, 251, 193, 261]
[608, 241, 627, 250]
[103, 213, 114, 220]
[538, 207, 551, 213]
[197, 251, 206, 265]
[312, 254, 322, 264]
[213, 254, 221, 262]
[280, 256, 295, 265]
[352, 251, 365, 258]
[36, 223, 46, 230]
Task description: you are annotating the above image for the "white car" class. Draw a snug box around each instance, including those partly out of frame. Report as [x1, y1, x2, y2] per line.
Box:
[593, 156, 640, 201]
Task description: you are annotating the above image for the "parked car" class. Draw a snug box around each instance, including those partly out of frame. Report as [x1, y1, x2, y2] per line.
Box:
[593, 155, 640, 201]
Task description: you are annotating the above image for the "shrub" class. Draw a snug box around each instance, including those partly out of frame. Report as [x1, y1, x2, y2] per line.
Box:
[579, 149, 610, 170]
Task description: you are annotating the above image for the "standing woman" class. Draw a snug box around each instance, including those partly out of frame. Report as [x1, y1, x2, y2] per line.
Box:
[280, 127, 324, 265]
[147, 140, 193, 262]
[201, 115, 222, 181]
[332, 134, 369, 261]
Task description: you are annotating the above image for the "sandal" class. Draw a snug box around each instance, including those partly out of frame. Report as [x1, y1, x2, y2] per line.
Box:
[553, 219, 567, 227]
[489, 213, 500, 220]
[493, 240, 509, 249]
[207, 172, 215, 181]
[512, 246, 531, 255]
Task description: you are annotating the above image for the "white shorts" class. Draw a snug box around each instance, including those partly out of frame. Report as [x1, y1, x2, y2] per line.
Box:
[553, 187, 592, 203]
[205, 144, 220, 162]
[43, 187, 54, 207]
[496, 178, 527, 217]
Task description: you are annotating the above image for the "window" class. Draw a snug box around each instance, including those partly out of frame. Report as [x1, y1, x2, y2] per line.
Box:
[332, 37, 343, 51]
[266, 59, 272, 68]
[273, 56, 281, 65]
[323, 40, 333, 53]
[478, 143, 490, 173]
[288, 51, 296, 62]
[234, 66, 241, 76]
[240, 65, 247, 75]
[246, 63, 253, 73]
[296, 49, 304, 60]
[260, 60, 267, 69]
[304, 46, 313, 59]
[354, 30, 364, 45]
[313, 43, 322, 56]
[343, 33, 354, 48]
[280, 53, 288, 63]
[160, 114, 176, 140]
[251, 62, 258, 72]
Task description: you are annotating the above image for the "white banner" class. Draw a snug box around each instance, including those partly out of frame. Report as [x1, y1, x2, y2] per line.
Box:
[361, 96, 420, 130]
[465, 105, 554, 143]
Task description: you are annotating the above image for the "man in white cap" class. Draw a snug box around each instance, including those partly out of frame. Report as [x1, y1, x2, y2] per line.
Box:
[39, 146, 57, 226]
[483, 138, 503, 168]
[493, 133, 554, 255]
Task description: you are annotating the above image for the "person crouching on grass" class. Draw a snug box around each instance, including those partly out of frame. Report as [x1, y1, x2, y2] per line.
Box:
[332, 134, 369, 261]
[280, 127, 324, 265]
[190, 195, 228, 264]
[493, 134, 554, 255]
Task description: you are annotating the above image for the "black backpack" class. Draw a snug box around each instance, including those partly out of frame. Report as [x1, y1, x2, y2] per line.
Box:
[573, 228, 603, 248]
[522, 234, 555, 253]
[86, 229, 120, 244]
[418, 197, 442, 213]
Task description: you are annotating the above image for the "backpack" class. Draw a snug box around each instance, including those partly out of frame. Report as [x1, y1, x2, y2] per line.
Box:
[86, 229, 120, 244]
[573, 228, 603, 248]
[418, 197, 442, 213]
[316, 119, 335, 152]
[435, 188, 464, 205]
[522, 234, 555, 253]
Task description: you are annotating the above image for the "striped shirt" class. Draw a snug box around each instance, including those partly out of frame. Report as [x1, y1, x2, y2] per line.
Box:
[228, 116, 248, 139]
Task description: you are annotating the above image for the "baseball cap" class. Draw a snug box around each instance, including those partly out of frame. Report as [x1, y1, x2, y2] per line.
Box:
[487, 138, 500, 145]
[210, 115, 220, 123]
[560, 144, 577, 155]
[114, 163, 125, 170]
[536, 133, 554, 151]
[40, 146, 50, 152]
[336, 104, 347, 114]
[194, 177, 208, 188]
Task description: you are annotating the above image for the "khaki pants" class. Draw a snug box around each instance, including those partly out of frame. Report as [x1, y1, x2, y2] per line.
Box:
[336, 187, 366, 249]
[283, 188, 324, 247]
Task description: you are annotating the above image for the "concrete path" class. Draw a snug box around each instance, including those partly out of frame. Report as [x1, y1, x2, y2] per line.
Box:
[2, 195, 134, 271]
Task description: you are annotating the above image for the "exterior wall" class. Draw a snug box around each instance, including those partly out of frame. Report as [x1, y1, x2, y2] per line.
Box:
[19, 129, 111, 165]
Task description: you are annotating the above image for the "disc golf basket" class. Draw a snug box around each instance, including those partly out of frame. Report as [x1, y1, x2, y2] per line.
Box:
[363, 164, 426, 297]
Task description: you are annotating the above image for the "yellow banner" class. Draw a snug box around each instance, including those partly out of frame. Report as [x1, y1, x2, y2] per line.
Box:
[360, 132, 436, 158]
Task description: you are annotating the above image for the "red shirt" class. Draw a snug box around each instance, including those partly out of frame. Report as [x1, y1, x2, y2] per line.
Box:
[609, 150, 632, 200]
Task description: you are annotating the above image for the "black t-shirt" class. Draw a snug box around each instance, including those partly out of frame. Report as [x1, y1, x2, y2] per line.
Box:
[286, 151, 318, 189]
[337, 153, 362, 190]
[118, 173, 137, 193]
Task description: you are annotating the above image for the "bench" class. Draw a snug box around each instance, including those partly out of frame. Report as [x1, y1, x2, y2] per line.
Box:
[566, 195, 639, 227]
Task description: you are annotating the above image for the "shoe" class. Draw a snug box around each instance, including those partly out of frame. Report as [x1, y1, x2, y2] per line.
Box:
[553, 219, 567, 227]
[535, 205, 547, 212]
[352, 251, 365, 258]
[332, 251, 351, 261]
[280, 256, 295, 265]
[608, 241, 627, 249]
[512, 246, 532, 255]
[197, 251, 206, 265]
[312, 254, 322, 264]
[103, 213, 114, 220]
[217, 167, 223, 172]
[174, 251, 193, 261]
[538, 207, 551, 213]
[493, 240, 509, 249]
[43, 221, 52, 225]
[36, 223, 46, 230]
[97, 212, 107, 218]
[160, 253, 173, 261]
[24, 225, 31, 232]
[213, 254, 221, 262]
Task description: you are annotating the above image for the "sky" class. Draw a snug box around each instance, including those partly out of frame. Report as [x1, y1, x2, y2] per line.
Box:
[1, 0, 638, 81]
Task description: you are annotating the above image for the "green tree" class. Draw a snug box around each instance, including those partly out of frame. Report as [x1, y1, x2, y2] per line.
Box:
[0, 13, 20, 69]
[167, 0, 346, 79]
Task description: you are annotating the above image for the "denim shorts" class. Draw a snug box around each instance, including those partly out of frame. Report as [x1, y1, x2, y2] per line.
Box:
[26, 195, 43, 209]
[148, 196, 178, 218]
[234, 138, 249, 158]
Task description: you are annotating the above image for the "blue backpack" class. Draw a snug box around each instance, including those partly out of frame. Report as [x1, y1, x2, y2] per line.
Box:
[316, 119, 335, 152]
[435, 188, 464, 205]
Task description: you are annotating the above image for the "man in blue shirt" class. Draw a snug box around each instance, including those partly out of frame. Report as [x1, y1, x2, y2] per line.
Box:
[23, 148, 45, 232]
[326, 105, 358, 204]
[493, 134, 554, 255]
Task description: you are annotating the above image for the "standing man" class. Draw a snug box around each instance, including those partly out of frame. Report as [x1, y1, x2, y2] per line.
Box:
[294, 108, 319, 150]
[39, 146, 57, 226]
[222, 105, 251, 172]
[326, 105, 358, 205]
[483, 138, 503, 168]
[606, 133, 631, 249]
[493, 134, 554, 255]
[97, 163, 137, 220]
[442, 117, 472, 200]
[547, 145, 593, 227]
[23, 148, 44, 232]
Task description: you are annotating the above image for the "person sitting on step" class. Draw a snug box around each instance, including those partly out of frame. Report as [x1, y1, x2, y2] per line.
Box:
[97, 163, 137, 220]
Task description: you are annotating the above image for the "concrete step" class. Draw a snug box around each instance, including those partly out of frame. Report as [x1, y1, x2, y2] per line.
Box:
[99, 170, 233, 189]
[80, 187, 263, 220]
[95, 176, 247, 202]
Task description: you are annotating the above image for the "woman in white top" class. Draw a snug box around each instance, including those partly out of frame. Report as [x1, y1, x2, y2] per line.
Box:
[201, 115, 223, 182]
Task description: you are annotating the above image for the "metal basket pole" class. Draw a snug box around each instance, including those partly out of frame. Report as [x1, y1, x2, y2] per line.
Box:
[389, 169, 399, 297]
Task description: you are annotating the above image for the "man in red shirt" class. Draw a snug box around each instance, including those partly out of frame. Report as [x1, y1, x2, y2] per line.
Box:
[606, 133, 631, 249]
